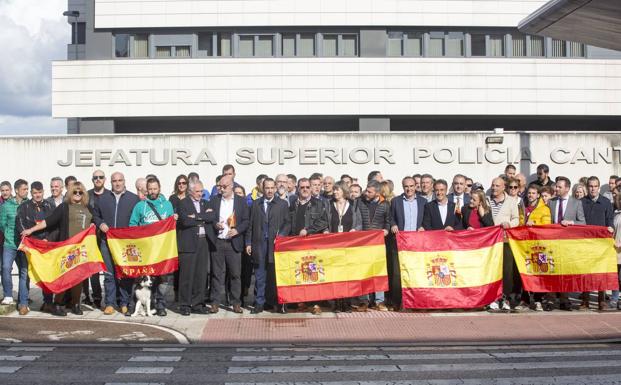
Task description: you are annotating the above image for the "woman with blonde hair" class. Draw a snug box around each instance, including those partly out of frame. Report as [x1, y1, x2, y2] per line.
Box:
[573, 183, 587, 200]
[380, 180, 395, 202]
[462, 190, 494, 229]
[21, 181, 95, 317]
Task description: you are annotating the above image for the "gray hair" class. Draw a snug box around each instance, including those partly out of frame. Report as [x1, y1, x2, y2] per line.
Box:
[367, 180, 381, 192]
[189, 180, 204, 191]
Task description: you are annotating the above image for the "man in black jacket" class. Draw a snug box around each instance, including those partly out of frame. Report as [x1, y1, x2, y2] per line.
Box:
[358, 180, 391, 311]
[15, 181, 54, 312]
[83, 169, 108, 309]
[93, 172, 140, 315]
[581, 176, 615, 311]
[289, 178, 328, 237]
[246, 178, 290, 314]
[421, 179, 463, 231]
[177, 180, 215, 316]
[207, 175, 250, 314]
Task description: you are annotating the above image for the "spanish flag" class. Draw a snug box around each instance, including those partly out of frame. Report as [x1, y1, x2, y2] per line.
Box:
[507, 225, 619, 292]
[274, 230, 388, 304]
[106, 216, 178, 278]
[19, 225, 105, 294]
[397, 227, 504, 309]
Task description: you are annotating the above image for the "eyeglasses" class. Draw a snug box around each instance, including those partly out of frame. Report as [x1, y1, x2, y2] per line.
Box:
[92, 176, 104, 181]
[73, 191, 84, 196]
[177, 181, 187, 185]
[509, 185, 519, 189]
[466, 184, 473, 187]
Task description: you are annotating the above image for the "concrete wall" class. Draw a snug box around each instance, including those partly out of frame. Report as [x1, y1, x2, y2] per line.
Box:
[52, 57, 621, 119]
[1, 132, 619, 197]
[94, 0, 549, 29]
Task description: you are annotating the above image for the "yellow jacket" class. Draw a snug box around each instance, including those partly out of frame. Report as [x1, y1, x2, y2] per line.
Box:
[519, 198, 552, 226]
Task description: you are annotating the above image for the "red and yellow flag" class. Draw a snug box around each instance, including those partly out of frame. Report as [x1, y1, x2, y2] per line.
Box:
[507, 225, 619, 292]
[106, 217, 178, 278]
[274, 230, 388, 304]
[19, 226, 105, 294]
[397, 227, 504, 309]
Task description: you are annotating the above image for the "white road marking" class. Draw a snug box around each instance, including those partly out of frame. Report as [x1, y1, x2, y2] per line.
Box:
[0, 366, 21, 373]
[228, 360, 621, 373]
[128, 356, 181, 362]
[223, 375, 621, 385]
[105, 383, 165, 385]
[141, 348, 186, 352]
[7, 347, 54, 352]
[232, 349, 621, 361]
[115, 367, 174, 374]
[0, 355, 39, 361]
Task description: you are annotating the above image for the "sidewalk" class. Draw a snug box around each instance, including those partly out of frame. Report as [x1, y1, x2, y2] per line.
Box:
[2, 286, 621, 345]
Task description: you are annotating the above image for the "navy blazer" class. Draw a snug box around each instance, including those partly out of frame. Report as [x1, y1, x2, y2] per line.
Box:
[582, 195, 614, 227]
[421, 200, 464, 231]
[177, 196, 216, 253]
[390, 194, 427, 231]
[206, 194, 250, 253]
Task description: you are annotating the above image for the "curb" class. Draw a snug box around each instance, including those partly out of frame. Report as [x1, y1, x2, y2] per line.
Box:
[0, 304, 16, 315]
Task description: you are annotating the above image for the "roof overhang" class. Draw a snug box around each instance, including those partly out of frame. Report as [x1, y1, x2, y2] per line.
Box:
[518, 0, 621, 51]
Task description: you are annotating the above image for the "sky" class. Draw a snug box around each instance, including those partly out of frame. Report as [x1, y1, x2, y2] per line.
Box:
[0, 0, 68, 135]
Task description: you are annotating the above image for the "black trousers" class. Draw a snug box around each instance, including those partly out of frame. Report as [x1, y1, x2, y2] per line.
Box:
[179, 236, 210, 308]
[81, 273, 102, 302]
[502, 243, 522, 300]
[210, 239, 242, 306]
[385, 236, 401, 308]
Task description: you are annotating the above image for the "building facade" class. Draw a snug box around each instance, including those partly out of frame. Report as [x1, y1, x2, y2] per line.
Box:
[53, 0, 621, 134]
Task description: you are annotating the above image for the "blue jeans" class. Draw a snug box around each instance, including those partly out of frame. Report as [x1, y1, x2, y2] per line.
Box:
[100, 240, 133, 307]
[2, 247, 29, 306]
[253, 242, 268, 306]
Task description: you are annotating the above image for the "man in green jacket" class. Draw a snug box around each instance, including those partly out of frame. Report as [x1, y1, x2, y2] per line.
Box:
[0, 179, 29, 314]
[129, 177, 175, 316]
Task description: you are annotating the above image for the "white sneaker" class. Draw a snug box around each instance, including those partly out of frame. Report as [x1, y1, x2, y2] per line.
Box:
[1, 297, 14, 305]
[534, 302, 543, 312]
[488, 301, 500, 310]
[501, 301, 511, 311]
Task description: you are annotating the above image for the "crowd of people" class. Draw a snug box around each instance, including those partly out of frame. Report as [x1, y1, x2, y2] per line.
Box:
[1, 163, 620, 317]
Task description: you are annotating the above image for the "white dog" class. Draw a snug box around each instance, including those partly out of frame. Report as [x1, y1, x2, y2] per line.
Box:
[131, 276, 156, 317]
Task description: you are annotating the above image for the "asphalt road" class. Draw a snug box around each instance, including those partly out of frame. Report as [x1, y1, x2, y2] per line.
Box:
[1, 342, 621, 384]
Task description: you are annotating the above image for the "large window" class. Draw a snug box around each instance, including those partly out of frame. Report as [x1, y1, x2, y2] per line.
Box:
[238, 35, 275, 57]
[568, 41, 585, 57]
[132, 34, 148, 58]
[321, 34, 357, 57]
[71, 22, 86, 44]
[446, 33, 464, 56]
[282, 33, 316, 57]
[512, 34, 526, 57]
[488, 35, 504, 57]
[529, 36, 545, 57]
[218, 33, 232, 57]
[388, 32, 422, 57]
[114, 34, 129, 57]
[471, 34, 486, 56]
[197, 33, 212, 57]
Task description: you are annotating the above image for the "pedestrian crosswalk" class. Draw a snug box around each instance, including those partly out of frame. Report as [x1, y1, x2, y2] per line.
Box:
[0, 344, 620, 384]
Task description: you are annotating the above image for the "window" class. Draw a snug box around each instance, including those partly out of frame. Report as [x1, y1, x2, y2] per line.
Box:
[551, 39, 566, 57]
[387, 32, 403, 56]
[282, 33, 296, 56]
[489, 35, 504, 57]
[322, 34, 338, 57]
[530, 36, 544, 57]
[198, 33, 212, 57]
[428, 33, 444, 57]
[471, 34, 486, 56]
[72, 22, 86, 44]
[114, 34, 129, 57]
[342, 35, 357, 56]
[299, 33, 315, 56]
[404, 33, 422, 57]
[446, 33, 464, 56]
[256, 35, 273, 57]
[238, 35, 254, 57]
[218, 33, 232, 57]
[176, 46, 191, 57]
[568, 41, 585, 57]
[156, 46, 171, 58]
[512, 34, 526, 57]
[132, 34, 148, 58]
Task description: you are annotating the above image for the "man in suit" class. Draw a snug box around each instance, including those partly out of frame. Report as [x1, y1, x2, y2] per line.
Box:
[420, 179, 463, 231]
[177, 180, 215, 316]
[246, 178, 291, 314]
[447, 174, 471, 220]
[547, 176, 585, 311]
[390, 176, 427, 309]
[207, 175, 250, 314]
[581, 176, 615, 311]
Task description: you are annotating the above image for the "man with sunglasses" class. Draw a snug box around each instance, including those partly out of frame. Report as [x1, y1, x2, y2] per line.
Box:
[83, 170, 108, 310]
[93, 172, 140, 315]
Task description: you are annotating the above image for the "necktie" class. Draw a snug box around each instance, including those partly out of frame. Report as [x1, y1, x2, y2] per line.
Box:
[557, 198, 564, 223]
[455, 197, 462, 216]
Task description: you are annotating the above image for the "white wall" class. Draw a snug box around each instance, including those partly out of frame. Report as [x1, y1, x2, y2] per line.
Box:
[94, 0, 548, 29]
[1, 132, 619, 197]
[52, 57, 621, 118]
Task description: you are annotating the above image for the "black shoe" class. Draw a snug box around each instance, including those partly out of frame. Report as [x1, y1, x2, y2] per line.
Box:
[72, 304, 83, 315]
[93, 300, 101, 309]
[51, 305, 67, 317]
[191, 306, 208, 315]
[251, 305, 264, 314]
[559, 302, 573, 311]
[180, 306, 191, 316]
[279, 304, 287, 314]
[156, 308, 167, 317]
